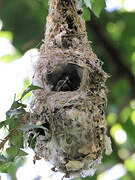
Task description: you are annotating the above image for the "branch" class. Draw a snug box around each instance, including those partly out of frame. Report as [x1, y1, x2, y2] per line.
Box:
[0, 125, 21, 150]
[0, 112, 30, 150]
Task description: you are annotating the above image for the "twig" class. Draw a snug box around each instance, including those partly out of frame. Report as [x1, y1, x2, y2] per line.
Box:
[0, 112, 30, 150]
[0, 125, 21, 150]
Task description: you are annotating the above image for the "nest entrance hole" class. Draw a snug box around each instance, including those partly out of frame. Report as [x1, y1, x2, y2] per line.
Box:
[47, 63, 83, 92]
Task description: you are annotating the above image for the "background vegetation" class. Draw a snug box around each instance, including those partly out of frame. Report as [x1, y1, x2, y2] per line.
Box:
[0, 0, 135, 179]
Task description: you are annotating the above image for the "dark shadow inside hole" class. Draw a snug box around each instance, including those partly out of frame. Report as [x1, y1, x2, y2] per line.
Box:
[35, 122, 50, 136]
[47, 63, 83, 92]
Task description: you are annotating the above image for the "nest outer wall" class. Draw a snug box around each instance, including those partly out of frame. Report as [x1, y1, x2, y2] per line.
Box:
[29, 0, 112, 178]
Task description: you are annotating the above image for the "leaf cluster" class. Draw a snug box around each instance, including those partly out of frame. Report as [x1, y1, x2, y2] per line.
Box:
[0, 85, 44, 175]
[82, 0, 106, 20]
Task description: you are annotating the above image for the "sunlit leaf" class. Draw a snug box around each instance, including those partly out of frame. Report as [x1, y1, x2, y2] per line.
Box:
[107, 113, 117, 125]
[17, 78, 31, 100]
[124, 157, 135, 172]
[0, 162, 12, 173]
[10, 100, 26, 110]
[0, 53, 21, 63]
[17, 149, 28, 156]
[0, 31, 13, 42]
[111, 124, 127, 144]
[106, 21, 126, 41]
[130, 100, 135, 109]
[20, 84, 43, 100]
[82, 6, 91, 21]
[131, 110, 135, 125]
[119, 174, 132, 180]
[6, 146, 28, 157]
[118, 148, 129, 160]
[110, 124, 122, 137]
[91, 0, 106, 17]
[6, 146, 19, 157]
[120, 106, 132, 123]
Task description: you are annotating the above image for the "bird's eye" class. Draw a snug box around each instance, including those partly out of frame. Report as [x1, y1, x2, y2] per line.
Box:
[47, 63, 83, 92]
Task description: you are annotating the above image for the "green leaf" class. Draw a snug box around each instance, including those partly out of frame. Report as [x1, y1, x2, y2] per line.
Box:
[8, 116, 18, 130]
[10, 101, 26, 110]
[6, 146, 19, 157]
[111, 78, 131, 106]
[82, 6, 91, 21]
[0, 31, 13, 42]
[0, 162, 12, 173]
[0, 53, 21, 63]
[122, 117, 135, 145]
[17, 78, 31, 100]
[0, 155, 7, 163]
[83, 0, 91, 9]
[44, 0, 49, 9]
[20, 84, 43, 100]
[0, 120, 8, 129]
[7, 109, 26, 120]
[91, 0, 106, 17]
[10, 130, 24, 148]
[119, 174, 131, 180]
[18, 150, 28, 156]
[6, 146, 28, 157]
[6, 98, 26, 118]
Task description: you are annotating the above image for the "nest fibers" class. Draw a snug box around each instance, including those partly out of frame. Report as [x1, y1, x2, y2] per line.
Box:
[29, 0, 112, 178]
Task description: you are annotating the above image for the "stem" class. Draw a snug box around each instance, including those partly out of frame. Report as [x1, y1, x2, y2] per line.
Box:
[0, 125, 21, 150]
[0, 113, 29, 150]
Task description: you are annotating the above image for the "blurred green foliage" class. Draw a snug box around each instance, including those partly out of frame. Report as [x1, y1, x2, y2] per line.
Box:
[0, 0, 135, 180]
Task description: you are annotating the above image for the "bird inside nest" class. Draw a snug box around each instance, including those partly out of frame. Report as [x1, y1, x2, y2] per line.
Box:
[54, 76, 71, 91]
[48, 63, 83, 92]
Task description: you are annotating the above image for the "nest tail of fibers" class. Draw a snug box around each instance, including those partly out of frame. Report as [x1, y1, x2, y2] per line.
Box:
[29, 0, 112, 178]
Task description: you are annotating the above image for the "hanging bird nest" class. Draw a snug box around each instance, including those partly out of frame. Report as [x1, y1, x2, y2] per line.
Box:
[29, 0, 112, 178]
